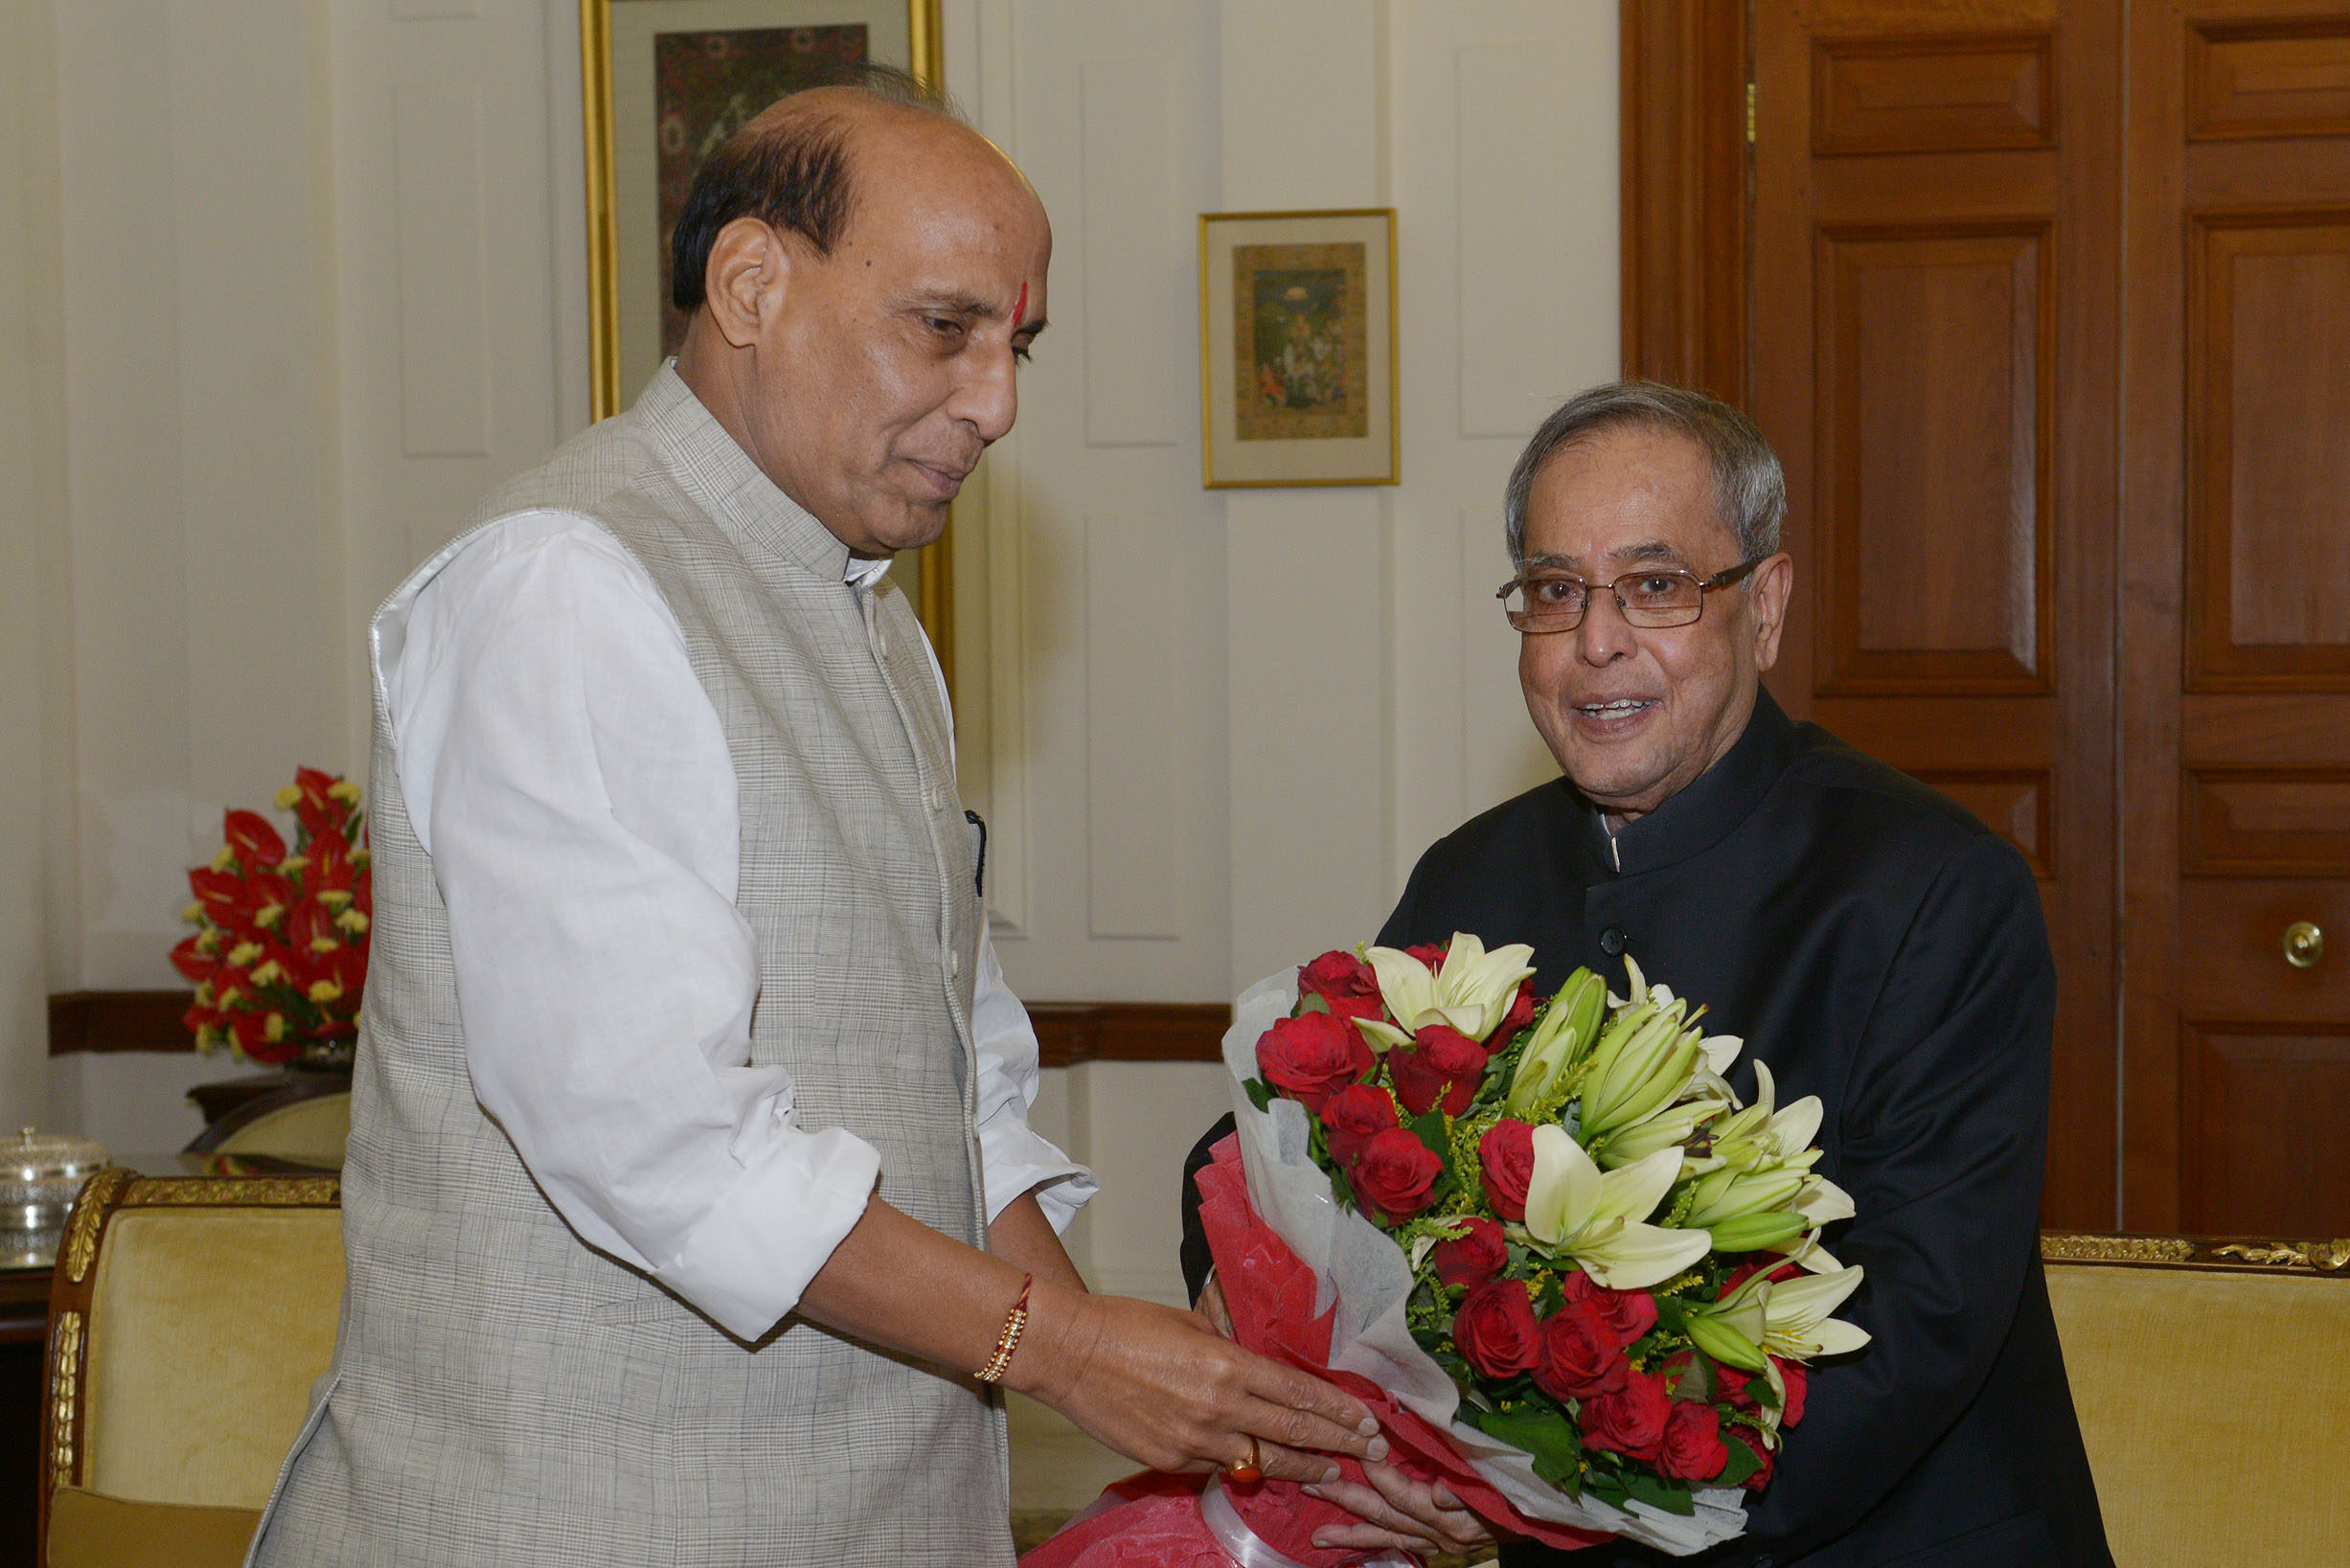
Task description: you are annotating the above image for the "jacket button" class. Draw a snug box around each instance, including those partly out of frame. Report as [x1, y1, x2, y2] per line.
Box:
[948, 950, 962, 979]
[1600, 926, 1627, 956]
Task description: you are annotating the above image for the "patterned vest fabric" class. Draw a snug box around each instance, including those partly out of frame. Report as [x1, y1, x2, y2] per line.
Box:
[248, 367, 1005, 1567]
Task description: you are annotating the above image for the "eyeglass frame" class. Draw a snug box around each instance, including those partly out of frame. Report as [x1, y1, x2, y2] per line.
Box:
[1494, 557, 1768, 634]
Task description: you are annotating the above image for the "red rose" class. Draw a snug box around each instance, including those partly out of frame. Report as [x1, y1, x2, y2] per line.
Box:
[1478, 1120, 1538, 1220]
[1404, 943, 1448, 966]
[1299, 949, 1379, 1006]
[1495, 978, 1537, 1040]
[1776, 1358, 1808, 1427]
[1714, 1363, 1756, 1410]
[1388, 1024, 1489, 1116]
[1319, 1083, 1400, 1166]
[1657, 1399, 1729, 1482]
[1451, 1279, 1541, 1378]
[1533, 1299, 1628, 1402]
[1257, 1011, 1372, 1112]
[1729, 1425, 1775, 1491]
[1350, 1128, 1444, 1225]
[1561, 1270, 1658, 1347]
[1432, 1216, 1508, 1288]
[1578, 1366, 1671, 1463]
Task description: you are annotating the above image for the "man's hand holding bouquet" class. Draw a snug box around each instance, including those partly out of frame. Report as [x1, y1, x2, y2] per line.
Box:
[1023, 935, 1868, 1567]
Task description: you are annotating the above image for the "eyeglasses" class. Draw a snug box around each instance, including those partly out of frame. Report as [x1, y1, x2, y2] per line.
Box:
[1495, 558, 1765, 633]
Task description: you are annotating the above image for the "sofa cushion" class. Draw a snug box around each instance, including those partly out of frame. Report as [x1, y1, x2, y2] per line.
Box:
[2046, 1263, 2350, 1567]
[45, 1486, 261, 1568]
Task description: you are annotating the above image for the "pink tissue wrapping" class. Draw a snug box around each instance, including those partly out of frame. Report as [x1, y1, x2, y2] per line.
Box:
[1018, 1136, 1610, 1567]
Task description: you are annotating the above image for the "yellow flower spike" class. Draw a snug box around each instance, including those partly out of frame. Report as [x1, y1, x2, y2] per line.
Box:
[256, 902, 285, 928]
[334, 909, 369, 935]
[310, 936, 339, 954]
[227, 941, 263, 967]
[275, 784, 301, 809]
[329, 781, 360, 804]
[216, 986, 242, 1011]
[194, 981, 216, 1008]
[247, 960, 282, 987]
[181, 901, 204, 923]
[308, 979, 343, 1004]
[318, 889, 352, 910]
[263, 1013, 285, 1043]
[195, 929, 221, 954]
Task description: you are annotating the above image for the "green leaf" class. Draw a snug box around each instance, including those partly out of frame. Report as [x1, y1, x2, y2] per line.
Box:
[1668, 1354, 1714, 1404]
[1409, 1108, 1450, 1161]
[1243, 1078, 1277, 1113]
[1712, 1435, 1762, 1488]
[1296, 992, 1333, 1015]
[1622, 1470, 1697, 1516]
[1462, 1404, 1586, 1489]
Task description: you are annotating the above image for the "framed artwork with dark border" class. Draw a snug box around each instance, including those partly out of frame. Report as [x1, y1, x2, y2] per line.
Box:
[1198, 208, 1399, 489]
[580, 0, 955, 678]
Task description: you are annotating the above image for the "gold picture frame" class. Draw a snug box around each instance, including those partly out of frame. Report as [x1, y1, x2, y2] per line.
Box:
[581, 0, 954, 685]
[1198, 208, 1399, 489]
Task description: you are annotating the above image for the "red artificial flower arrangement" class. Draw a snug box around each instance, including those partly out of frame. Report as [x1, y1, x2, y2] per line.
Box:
[172, 767, 371, 1066]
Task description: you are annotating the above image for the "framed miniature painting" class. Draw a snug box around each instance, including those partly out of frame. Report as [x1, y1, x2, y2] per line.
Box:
[1198, 208, 1399, 488]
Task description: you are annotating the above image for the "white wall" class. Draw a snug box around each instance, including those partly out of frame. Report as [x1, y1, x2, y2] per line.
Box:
[0, 0, 1617, 1304]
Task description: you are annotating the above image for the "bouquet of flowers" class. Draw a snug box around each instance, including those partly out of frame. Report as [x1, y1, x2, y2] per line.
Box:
[1024, 935, 1867, 1566]
[171, 767, 372, 1067]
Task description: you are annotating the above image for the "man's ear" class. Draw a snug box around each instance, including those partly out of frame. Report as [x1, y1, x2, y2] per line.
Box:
[1747, 553, 1795, 673]
[702, 217, 788, 349]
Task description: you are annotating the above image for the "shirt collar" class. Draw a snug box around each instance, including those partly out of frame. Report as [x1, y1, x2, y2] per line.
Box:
[1580, 687, 1799, 876]
[634, 361, 877, 587]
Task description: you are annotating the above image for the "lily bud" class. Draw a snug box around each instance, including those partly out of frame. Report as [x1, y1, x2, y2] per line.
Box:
[1705, 1209, 1811, 1253]
[1684, 1310, 1768, 1373]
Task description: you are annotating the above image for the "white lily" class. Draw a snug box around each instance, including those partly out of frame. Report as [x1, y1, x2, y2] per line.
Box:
[1588, 1095, 1730, 1169]
[1503, 968, 1607, 1117]
[1357, 931, 1536, 1050]
[1520, 1126, 1712, 1290]
[1715, 1261, 1872, 1361]
[1710, 1062, 1824, 1172]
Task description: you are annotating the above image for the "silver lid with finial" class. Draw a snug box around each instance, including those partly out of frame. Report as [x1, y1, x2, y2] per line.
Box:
[3, 1125, 110, 1269]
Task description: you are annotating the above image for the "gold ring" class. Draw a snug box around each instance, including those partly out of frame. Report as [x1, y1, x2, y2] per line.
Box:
[1227, 1435, 1263, 1484]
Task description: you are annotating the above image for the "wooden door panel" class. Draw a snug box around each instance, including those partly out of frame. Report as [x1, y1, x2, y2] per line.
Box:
[2178, 879, 2350, 1016]
[1812, 31, 2059, 155]
[1754, 0, 2118, 1229]
[2182, 766, 2350, 874]
[1907, 768, 2054, 875]
[2187, 209, 2350, 689]
[2187, 16, 2350, 140]
[2124, 0, 2350, 1232]
[1815, 223, 2053, 693]
[2179, 1021, 2350, 1233]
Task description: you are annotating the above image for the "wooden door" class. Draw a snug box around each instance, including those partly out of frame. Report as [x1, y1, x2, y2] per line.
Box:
[2121, 1, 2350, 1234]
[1745, 0, 2124, 1228]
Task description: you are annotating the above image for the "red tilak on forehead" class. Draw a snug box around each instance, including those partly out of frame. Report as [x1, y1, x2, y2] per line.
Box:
[1015, 281, 1028, 324]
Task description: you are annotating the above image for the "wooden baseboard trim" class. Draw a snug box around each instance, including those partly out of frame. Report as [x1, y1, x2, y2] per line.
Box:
[1022, 1002, 1233, 1069]
[48, 991, 194, 1056]
[48, 989, 1233, 1068]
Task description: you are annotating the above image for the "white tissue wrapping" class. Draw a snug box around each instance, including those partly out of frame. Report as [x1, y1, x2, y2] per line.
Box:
[1222, 971, 1748, 1557]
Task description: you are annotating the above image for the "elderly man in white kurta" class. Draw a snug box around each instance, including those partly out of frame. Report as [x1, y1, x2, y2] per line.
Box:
[247, 74, 1388, 1567]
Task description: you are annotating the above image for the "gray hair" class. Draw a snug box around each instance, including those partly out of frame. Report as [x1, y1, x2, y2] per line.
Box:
[1502, 381, 1786, 570]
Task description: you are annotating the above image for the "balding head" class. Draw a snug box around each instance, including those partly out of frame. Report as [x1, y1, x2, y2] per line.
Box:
[671, 69, 1051, 557]
[670, 67, 966, 313]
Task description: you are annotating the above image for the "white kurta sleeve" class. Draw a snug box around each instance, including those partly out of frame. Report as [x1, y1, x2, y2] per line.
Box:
[969, 930, 1099, 1230]
[385, 511, 879, 1341]
[899, 608, 1098, 1233]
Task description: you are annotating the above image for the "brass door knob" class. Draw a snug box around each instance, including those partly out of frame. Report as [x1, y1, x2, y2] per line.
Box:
[2284, 920, 2324, 968]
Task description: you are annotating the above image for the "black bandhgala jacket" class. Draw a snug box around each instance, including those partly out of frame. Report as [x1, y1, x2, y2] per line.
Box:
[1179, 691, 2111, 1568]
